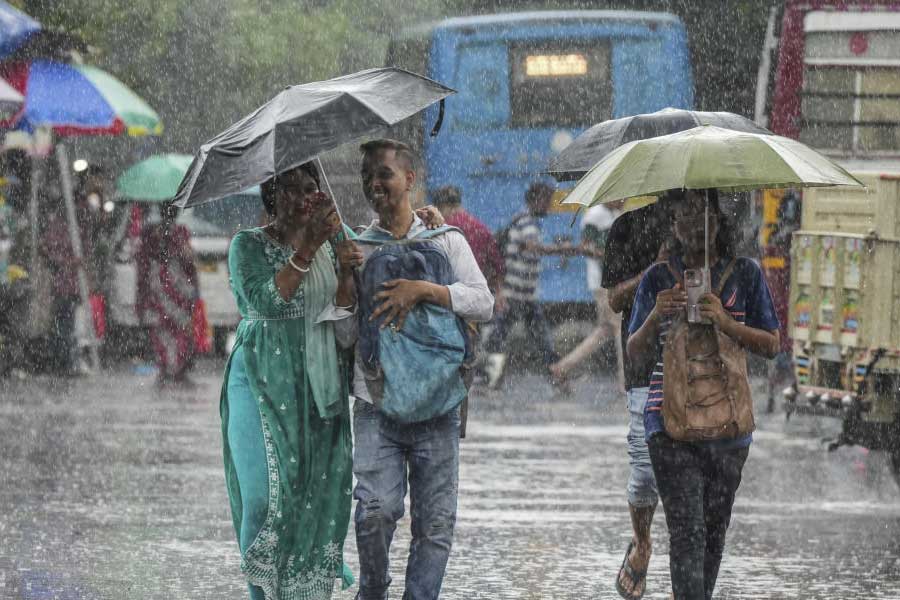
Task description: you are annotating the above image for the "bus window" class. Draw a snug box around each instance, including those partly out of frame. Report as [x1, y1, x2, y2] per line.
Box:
[801, 29, 900, 153]
[453, 43, 509, 130]
[509, 41, 611, 129]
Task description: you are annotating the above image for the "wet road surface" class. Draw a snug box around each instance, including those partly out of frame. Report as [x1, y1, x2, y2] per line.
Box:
[1, 361, 899, 599]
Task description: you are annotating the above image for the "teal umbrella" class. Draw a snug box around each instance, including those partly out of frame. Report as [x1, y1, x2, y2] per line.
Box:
[117, 153, 193, 202]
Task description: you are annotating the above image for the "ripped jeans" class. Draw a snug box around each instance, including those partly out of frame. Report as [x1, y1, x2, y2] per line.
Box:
[352, 399, 460, 600]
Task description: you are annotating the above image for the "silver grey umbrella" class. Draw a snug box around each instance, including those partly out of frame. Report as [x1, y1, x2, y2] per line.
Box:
[547, 107, 771, 182]
[174, 67, 455, 208]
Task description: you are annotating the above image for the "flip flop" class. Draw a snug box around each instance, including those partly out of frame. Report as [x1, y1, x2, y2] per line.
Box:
[615, 541, 647, 600]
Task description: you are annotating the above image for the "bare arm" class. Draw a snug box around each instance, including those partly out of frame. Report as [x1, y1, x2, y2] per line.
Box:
[609, 273, 642, 314]
[626, 283, 686, 361]
[699, 292, 780, 358]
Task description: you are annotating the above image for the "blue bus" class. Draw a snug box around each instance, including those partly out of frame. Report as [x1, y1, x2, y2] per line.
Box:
[387, 11, 693, 309]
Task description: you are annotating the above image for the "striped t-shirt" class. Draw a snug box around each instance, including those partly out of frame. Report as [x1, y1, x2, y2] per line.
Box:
[502, 214, 542, 301]
[628, 256, 780, 448]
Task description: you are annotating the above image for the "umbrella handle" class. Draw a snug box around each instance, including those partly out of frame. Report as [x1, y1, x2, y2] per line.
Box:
[430, 99, 445, 137]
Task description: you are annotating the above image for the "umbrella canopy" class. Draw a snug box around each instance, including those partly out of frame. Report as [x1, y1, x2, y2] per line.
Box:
[547, 107, 771, 182]
[174, 67, 454, 208]
[0, 59, 162, 136]
[0, 2, 40, 59]
[117, 153, 194, 202]
[562, 125, 864, 209]
[0, 76, 22, 121]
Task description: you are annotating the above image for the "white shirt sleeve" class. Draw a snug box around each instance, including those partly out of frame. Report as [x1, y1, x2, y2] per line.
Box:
[442, 230, 494, 322]
[315, 303, 358, 349]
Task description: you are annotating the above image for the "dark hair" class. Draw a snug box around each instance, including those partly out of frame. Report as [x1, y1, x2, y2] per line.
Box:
[669, 188, 736, 257]
[525, 181, 555, 206]
[432, 185, 461, 207]
[260, 161, 320, 217]
[359, 138, 416, 172]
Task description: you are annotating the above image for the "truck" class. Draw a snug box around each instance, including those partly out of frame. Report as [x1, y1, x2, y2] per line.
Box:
[755, 1, 900, 476]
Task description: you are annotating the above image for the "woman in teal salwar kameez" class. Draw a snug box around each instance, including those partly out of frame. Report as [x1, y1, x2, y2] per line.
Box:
[222, 162, 364, 600]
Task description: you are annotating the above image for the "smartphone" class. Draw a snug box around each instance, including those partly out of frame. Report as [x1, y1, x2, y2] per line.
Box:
[684, 268, 710, 324]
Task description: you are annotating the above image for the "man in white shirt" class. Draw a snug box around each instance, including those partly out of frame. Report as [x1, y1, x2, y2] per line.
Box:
[352, 139, 493, 600]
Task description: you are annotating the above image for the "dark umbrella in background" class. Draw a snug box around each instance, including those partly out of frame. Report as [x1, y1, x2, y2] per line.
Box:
[174, 67, 455, 214]
[546, 107, 771, 182]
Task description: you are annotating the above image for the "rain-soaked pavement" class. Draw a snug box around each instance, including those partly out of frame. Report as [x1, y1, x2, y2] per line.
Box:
[1, 359, 900, 599]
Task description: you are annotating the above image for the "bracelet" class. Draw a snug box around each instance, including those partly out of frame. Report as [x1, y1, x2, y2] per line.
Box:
[288, 256, 310, 273]
[334, 303, 355, 310]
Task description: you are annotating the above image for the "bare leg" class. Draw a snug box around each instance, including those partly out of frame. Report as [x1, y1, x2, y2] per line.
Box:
[618, 502, 656, 598]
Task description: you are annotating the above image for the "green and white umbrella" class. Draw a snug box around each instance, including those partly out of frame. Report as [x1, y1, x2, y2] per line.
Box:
[562, 124, 863, 209]
[562, 124, 864, 278]
[116, 153, 194, 202]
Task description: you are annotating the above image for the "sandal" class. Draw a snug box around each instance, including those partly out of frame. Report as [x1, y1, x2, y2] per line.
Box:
[615, 541, 647, 600]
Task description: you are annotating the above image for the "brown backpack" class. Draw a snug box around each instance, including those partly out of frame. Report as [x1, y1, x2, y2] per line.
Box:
[662, 259, 755, 442]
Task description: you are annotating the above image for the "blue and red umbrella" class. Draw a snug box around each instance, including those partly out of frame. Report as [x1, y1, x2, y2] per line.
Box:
[0, 59, 162, 136]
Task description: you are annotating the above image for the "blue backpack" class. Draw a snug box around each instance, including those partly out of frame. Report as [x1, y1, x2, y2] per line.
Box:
[356, 225, 473, 423]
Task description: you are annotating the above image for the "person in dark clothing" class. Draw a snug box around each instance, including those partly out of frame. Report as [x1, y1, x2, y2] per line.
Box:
[40, 206, 93, 376]
[626, 190, 779, 600]
[603, 200, 672, 600]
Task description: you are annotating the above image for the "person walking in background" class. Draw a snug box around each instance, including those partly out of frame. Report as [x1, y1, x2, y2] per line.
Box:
[603, 200, 673, 600]
[549, 200, 621, 386]
[484, 181, 578, 390]
[627, 190, 779, 600]
[221, 161, 361, 599]
[135, 202, 201, 388]
[352, 139, 493, 600]
[40, 201, 92, 377]
[432, 185, 505, 294]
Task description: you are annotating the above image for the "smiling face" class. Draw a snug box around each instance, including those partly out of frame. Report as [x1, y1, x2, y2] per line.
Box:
[274, 166, 333, 228]
[360, 148, 415, 216]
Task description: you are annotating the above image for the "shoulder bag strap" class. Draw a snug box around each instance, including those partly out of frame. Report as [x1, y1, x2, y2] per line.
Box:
[715, 258, 739, 296]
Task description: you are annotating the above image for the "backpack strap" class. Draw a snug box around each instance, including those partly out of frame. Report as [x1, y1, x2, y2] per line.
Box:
[664, 260, 683, 285]
[661, 258, 738, 295]
[356, 224, 461, 245]
[411, 225, 461, 240]
[714, 258, 739, 296]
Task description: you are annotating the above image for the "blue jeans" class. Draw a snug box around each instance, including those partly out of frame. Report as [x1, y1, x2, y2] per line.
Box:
[626, 387, 658, 508]
[352, 399, 460, 600]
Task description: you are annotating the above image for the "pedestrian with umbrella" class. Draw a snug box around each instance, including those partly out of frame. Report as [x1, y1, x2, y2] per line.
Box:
[563, 124, 862, 600]
[117, 154, 203, 388]
[173, 68, 453, 600]
[549, 109, 771, 600]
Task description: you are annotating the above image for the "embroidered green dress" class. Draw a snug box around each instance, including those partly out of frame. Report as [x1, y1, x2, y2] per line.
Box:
[222, 227, 353, 599]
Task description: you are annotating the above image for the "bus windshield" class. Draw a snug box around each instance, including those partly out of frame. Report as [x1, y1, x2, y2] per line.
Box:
[509, 41, 611, 129]
[453, 39, 612, 131]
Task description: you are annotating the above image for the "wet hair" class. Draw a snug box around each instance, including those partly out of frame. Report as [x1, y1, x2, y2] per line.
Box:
[525, 181, 555, 207]
[359, 138, 416, 172]
[668, 188, 737, 257]
[260, 161, 320, 217]
[432, 185, 461, 207]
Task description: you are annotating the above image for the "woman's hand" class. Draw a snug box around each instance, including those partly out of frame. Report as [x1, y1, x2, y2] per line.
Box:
[335, 240, 364, 274]
[649, 283, 686, 322]
[698, 292, 732, 328]
[416, 205, 445, 230]
[296, 192, 342, 255]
